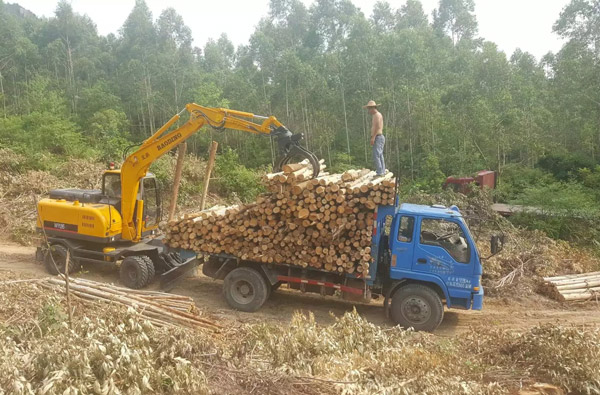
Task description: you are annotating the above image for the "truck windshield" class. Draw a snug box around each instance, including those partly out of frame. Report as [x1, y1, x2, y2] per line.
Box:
[420, 218, 470, 263]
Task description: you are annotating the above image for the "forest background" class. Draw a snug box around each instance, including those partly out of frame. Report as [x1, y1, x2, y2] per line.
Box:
[1, 0, 600, 245]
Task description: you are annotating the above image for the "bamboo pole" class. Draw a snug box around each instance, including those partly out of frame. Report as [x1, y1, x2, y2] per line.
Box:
[44, 278, 220, 331]
[168, 142, 187, 222]
[64, 250, 73, 329]
[200, 141, 219, 211]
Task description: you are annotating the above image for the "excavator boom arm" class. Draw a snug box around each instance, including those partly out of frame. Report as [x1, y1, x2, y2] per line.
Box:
[119, 103, 320, 241]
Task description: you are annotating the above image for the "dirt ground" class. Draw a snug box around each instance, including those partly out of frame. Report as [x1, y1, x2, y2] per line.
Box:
[2, 240, 599, 336]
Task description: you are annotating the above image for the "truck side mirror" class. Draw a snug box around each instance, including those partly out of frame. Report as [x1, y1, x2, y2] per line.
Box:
[490, 235, 505, 255]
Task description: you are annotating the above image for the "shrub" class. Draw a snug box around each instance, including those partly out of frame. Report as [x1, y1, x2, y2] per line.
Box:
[328, 152, 355, 173]
[214, 148, 265, 202]
[414, 153, 446, 193]
[0, 112, 90, 159]
[495, 163, 554, 202]
[536, 152, 595, 181]
[511, 181, 600, 244]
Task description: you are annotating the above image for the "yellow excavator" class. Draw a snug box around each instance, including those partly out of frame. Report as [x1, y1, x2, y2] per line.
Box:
[36, 103, 320, 289]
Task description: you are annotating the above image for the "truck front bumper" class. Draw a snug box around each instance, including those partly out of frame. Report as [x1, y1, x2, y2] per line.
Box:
[472, 287, 484, 310]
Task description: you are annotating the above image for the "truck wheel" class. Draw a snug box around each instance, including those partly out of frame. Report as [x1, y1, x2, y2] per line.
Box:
[120, 256, 150, 289]
[223, 267, 269, 312]
[390, 284, 444, 332]
[44, 244, 80, 275]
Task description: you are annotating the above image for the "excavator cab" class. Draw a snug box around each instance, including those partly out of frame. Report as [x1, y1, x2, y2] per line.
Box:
[101, 171, 161, 233]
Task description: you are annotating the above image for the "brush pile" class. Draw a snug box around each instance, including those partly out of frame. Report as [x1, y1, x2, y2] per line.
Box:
[39, 277, 220, 330]
[2, 273, 600, 394]
[542, 271, 600, 301]
[165, 163, 395, 275]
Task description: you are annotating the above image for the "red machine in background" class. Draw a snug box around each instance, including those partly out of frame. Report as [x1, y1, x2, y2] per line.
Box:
[443, 170, 497, 194]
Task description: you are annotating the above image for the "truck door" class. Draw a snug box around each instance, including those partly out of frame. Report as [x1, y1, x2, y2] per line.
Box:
[413, 217, 474, 301]
[389, 216, 415, 270]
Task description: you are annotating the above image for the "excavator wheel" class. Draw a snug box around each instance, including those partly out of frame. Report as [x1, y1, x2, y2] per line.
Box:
[170, 252, 183, 264]
[144, 256, 156, 284]
[44, 244, 80, 275]
[163, 253, 182, 270]
[120, 256, 150, 289]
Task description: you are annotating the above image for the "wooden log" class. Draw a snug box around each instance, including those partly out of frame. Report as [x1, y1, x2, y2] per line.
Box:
[168, 142, 187, 221]
[200, 141, 218, 210]
[283, 159, 309, 173]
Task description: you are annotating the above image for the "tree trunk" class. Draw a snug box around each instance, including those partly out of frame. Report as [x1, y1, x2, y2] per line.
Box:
[340, 77, 351, 165]
[144, 71, 155, 135]
[407, 91, 414, 181]
[65, 36, 76, 115]
[285, 75, 289, 121]
[0, 71, 5, 118]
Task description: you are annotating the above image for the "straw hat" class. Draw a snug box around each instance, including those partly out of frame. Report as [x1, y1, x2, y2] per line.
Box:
[362, 100, 378, 108]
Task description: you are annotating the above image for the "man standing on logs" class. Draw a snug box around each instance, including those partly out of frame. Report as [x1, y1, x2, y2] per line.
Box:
[364, 100, 386, 176]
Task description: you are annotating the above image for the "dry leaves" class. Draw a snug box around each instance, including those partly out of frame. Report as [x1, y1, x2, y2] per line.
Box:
[1, 279, 599, 394]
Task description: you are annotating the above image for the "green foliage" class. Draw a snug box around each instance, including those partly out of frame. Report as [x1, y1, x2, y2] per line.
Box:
[495, 164, 555, 202]
[578, 165, 600, 195]
[149, 153, 206, 202]
[0, 112, 87, 158]
[414, 154, 446, 193]
[536, 153, 595, 181]
[37, 302, 66, 335]
[328, 152, 354, 173]
[214, 148, 265, 202]
[511, 182, 600, 243]
[0, 0, 599, 236]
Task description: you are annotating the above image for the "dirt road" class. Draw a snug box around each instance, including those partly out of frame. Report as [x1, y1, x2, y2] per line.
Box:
[2, 240, 599, 336]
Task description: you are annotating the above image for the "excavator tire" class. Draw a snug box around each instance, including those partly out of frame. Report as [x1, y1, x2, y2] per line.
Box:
[44, 244, 80, 275]
[163, 254, 181, 270]
[143, 256, 156, 284]
[170, 252, 183, 264]
[120, 256, 150, 289]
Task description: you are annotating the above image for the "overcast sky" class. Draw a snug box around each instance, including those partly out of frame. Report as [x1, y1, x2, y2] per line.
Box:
[13, 0, 570, 60]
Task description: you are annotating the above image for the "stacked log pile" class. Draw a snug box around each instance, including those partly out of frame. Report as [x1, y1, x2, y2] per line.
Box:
[543, 271, 600, 301]
[165, 163, 396, 275]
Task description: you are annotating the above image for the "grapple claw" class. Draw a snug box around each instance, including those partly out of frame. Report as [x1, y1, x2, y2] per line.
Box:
[272, 128, 320, 178]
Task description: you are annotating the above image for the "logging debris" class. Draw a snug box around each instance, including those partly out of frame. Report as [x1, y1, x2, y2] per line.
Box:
[165, 164, 396, 275]
[39, 277, 221, 331]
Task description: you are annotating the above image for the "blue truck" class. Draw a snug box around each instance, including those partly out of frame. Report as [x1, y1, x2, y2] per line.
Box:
[200, 202, 487, 332]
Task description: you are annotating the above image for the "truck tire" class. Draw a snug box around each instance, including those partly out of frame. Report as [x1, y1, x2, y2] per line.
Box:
[223, 267, 269, 312]
[120, 256, 150, 289]
[390, 284, 444, 332]
[44, 244, 80, 275]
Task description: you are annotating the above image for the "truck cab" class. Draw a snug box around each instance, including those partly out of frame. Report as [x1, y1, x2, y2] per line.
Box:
[371, 203, 483, 331]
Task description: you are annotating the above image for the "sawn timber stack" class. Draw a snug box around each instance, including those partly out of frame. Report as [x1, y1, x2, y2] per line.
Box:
[165, 164, 395, 275]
